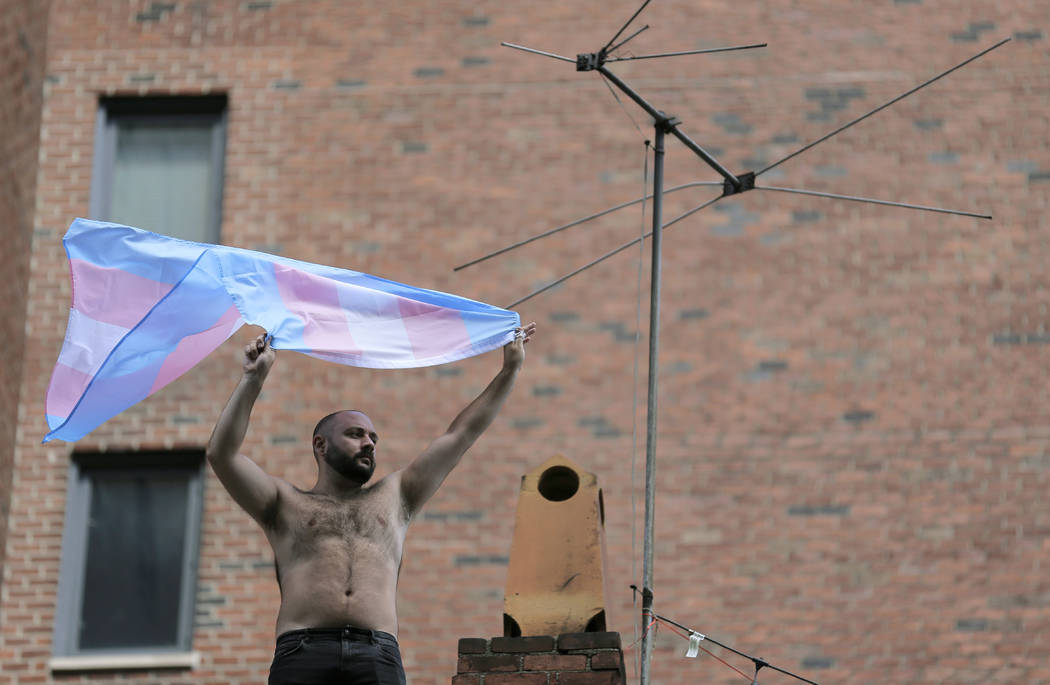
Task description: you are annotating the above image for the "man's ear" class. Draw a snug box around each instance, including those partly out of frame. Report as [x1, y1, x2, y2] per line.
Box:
[312, 434, 326, 457]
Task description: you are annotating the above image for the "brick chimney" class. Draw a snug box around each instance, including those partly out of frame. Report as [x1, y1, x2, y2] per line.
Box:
[453, 633, 626, 685]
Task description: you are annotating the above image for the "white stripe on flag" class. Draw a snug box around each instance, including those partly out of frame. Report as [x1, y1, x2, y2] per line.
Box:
[337, 284, 415, 363]
[57, 308, 132, 375]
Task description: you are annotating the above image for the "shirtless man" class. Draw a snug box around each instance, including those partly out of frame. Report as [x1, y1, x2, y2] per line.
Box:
[206, 322, 537, 685]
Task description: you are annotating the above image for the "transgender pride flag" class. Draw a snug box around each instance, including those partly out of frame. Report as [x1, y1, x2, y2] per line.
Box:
[44, 218, 520, 443]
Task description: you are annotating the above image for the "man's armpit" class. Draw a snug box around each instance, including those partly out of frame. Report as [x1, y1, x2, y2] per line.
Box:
[260, 482, 284, 531]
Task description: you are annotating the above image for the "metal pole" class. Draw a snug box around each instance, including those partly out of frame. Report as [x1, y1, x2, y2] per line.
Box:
[757, 36, 1010, 176]
[598, 66, 739, 188]
[500, 42, 577, 64]
[639, 122, 665, 685]
[606, 42, 767, 62]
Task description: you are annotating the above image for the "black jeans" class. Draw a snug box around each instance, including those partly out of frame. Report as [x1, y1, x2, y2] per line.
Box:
[268, 625, 407, 685]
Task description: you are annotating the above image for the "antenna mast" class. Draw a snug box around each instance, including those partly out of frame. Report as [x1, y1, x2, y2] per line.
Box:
[462, 4, 1007, 683]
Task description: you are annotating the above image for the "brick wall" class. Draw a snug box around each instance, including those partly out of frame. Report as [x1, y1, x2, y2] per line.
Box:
[0, 0, 49, 595]
[454, 634, 625, 685]
[1, 1, 1048, 684]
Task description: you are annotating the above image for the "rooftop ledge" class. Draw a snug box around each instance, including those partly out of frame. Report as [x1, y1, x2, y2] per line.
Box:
[49, 651, 200, 672]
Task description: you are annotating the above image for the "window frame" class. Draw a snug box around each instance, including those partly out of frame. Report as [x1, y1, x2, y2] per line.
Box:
[89, 94, 228, 243]
[52, 450, 206, 662]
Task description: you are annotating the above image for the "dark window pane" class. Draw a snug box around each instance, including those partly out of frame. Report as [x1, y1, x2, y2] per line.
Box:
[78, 470, 189, 650]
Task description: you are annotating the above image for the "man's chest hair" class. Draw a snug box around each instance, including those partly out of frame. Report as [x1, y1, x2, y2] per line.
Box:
[284, 484, 403, 547]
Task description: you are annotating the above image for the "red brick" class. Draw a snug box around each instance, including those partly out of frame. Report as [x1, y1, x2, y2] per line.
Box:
[0, 0, 47, 605]
[522, 654, 587, 672]
[452, 675, 481, 685]
[555, 671, 623, 685]
[458, 655, 521, 674]
[491, 636, 557, 653]
[588, 652, 622, 671]
[485, 673, 549, 685]
[557, 633, 621, 651]
[459, 638, 489, 655]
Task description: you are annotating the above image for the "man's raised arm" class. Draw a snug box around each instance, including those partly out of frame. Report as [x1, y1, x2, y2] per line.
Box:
[206, 333, 281, 527]
[399, 322, 537, 515]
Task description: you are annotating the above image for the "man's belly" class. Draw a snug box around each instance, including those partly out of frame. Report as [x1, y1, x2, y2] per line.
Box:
[275, 549, 400, 637]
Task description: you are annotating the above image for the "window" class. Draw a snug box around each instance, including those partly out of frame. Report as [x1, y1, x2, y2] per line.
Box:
[90, 95, 227, 243]
[52, 451, 204, 664]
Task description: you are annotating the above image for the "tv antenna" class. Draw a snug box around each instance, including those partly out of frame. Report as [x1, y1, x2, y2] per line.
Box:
[456, 2, 1008, 683]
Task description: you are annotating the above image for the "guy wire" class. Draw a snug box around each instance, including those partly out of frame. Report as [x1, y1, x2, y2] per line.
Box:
[601, 72, 648, 141]
[630, 139, 651, 682]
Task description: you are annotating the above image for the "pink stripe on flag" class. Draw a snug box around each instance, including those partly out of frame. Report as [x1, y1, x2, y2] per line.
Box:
[149, 305, 244, 395]
[273, 264, 362, 356]
[46, 362, 93, 421]
[397, 297, 471, 360]
[70, 259, 173, 329]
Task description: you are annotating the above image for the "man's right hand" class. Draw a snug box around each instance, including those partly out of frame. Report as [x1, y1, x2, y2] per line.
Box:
[244, 333, 276, 379]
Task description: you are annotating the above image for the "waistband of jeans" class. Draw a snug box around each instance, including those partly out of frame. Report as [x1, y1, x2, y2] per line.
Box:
[277, 625, 398, 646]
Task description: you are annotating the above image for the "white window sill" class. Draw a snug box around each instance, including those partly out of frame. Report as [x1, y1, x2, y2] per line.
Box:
[49, 651, 200, 672]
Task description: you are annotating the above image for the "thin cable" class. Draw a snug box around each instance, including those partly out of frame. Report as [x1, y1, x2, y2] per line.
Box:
[630, 141, 651, 684]
[663, 193, 723, 229]
[454, 181, 722, 271]
[656, 614, 822, 685]
[659, 620, 753, 682]
[506, 237, 644, 308]
[624, 616, 659, 652]
[755, 185, 992, 219]
[505, 192, 722, 309]
[758, 37, 1011, 176]
[601, 73, 648, 140]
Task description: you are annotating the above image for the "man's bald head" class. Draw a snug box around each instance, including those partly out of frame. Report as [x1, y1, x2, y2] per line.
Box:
[312, 410, 370, 442]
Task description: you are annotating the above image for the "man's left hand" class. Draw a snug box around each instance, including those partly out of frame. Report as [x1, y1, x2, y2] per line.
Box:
[504, 321, 537, 370]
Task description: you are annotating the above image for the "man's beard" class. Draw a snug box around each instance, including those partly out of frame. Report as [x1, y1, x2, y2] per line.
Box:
[324, 444, 376, 483]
